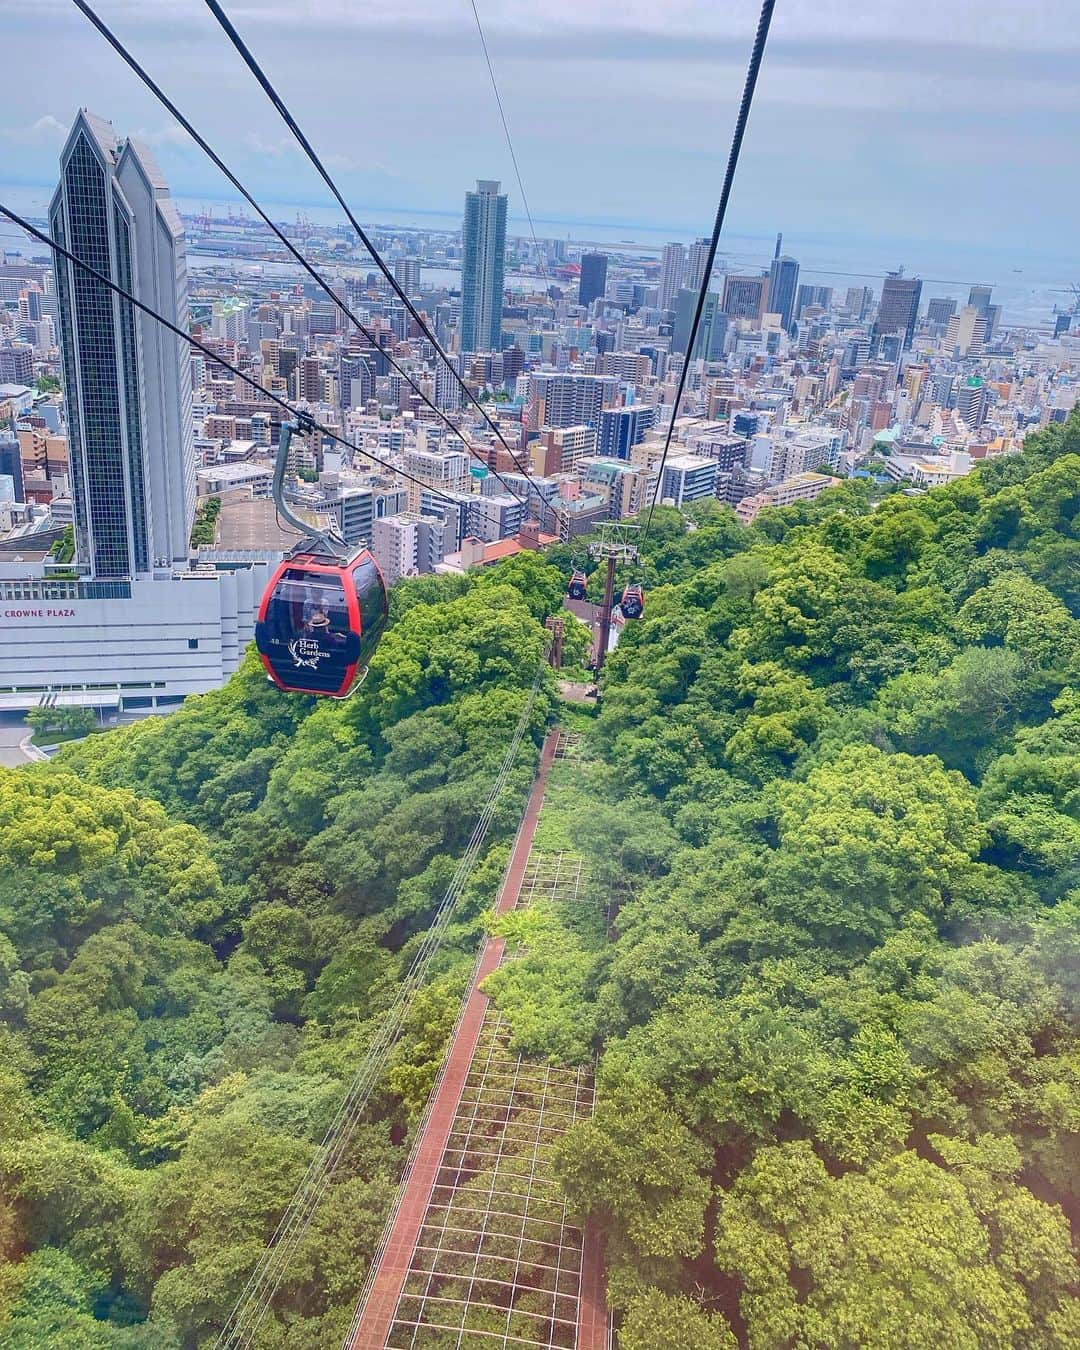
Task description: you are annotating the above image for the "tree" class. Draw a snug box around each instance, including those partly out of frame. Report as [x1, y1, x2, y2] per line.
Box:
[25, 705, 96, 740]
[620, 1290, 737, 1350]
[714, 1141, 1079, 1350]
[554, 1082, 712, 1298]
[766, 744, 986, 945]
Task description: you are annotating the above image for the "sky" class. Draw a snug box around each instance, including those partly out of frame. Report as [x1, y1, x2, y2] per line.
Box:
[2, 0, 1079, 260]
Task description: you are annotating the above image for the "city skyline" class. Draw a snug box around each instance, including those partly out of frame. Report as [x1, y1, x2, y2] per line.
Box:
[2, 1, 1079, 256]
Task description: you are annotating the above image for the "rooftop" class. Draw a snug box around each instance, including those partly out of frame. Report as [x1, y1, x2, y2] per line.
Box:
[214, 493, 324, 551]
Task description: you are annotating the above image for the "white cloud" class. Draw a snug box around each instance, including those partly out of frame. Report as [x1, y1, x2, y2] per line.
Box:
[1, 114, 68, 145]
[242, 130, 293, 158]
[134, 123, 195, 148]
[241, 130, 399, 178]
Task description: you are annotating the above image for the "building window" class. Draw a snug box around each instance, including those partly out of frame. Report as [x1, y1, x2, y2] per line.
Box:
[188, 638, 199, 650]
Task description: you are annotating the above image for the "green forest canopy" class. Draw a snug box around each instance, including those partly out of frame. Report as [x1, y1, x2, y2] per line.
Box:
[0, 413, 1078, 1345]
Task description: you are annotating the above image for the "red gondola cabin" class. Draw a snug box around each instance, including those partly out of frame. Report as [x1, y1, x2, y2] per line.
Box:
[255, 545, 387, 697]
[620, 584, 645, 620]
[567, 570, 587, 600]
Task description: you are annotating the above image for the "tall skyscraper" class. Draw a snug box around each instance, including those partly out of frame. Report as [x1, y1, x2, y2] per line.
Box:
[578, 252, 608, 307]
[796, 284, 833, 319]
[845, 285, 874, 321]
[767, 254, 800, 330]
[50, 109, 195, 577]
[873, 271, 923, 349]
[658, 242, 686, 310]
[685, 237, 712, 294]
[461, 179, 507, 353]
[945, 306, 989, 357]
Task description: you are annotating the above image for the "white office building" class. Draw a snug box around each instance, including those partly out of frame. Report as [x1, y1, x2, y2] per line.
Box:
[661, 454, 718, 506]
[0, 563, 271, 712]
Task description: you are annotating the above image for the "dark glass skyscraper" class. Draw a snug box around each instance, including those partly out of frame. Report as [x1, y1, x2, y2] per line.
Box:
[49, 109, 194, 578]
[768, 255, 800, 330]
[460, 179, 507, 353]
[873, 271, 923, 349]
[578, 252, 608, 307]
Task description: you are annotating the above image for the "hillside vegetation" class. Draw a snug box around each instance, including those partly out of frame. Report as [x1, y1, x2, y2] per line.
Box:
[531, 415, 1080, 1347]
[0, 558, 568, 1347]
[0, 413, 1077, 1346]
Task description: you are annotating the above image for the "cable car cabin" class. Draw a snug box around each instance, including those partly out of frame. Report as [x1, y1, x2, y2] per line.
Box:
[255, 547, 387, 697]
[620, 584, 645, 620]
[567, 570, 587, 601]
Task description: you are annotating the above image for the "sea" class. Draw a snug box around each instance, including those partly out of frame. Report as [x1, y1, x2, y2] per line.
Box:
[1, 184, 1073, 328]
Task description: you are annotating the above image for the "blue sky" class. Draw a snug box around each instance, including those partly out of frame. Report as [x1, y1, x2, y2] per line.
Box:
[2, 0, 1079, 256]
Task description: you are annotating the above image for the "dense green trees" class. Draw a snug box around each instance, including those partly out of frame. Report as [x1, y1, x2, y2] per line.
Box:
[525, 414, 1080, 1344]
[0, 555, 564, 1345]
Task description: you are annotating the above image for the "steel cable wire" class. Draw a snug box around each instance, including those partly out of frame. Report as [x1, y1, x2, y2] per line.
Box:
[70, 0, 546, 520]
[639, 0, 777, 555]
[204, 0, 567, 530]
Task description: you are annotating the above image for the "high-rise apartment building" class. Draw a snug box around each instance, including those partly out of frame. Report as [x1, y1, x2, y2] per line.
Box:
[403, 440, 470, 512]
[50, 109, 195, 577]
[0, 343, 33, 385]
[578, 252, 608, 307]
[767, 255, 800, 330]
[957, 376, 989, 427]
[673, 289, 727, 359]
[372, 511, 453, 583]
[461, 179, 507, 352]
[873, 272, 923, 349]
[435, 353, 465, 413]
[685, 237, 712, 294]
[658, 242, 686, 310]
[394, 257, 422, 294]
[530, 372, 617, 429]
[598, 405, 657, 460]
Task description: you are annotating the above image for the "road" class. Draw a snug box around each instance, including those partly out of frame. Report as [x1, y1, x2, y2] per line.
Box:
[0, 723, 41, 768]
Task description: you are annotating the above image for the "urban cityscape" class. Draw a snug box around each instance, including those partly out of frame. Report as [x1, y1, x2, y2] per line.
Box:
[0, 2, 1079, 1347]
[1, 106, 1076, 718]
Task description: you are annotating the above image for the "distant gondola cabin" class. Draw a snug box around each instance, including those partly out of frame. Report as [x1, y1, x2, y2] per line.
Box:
[620, 583, 645, 620]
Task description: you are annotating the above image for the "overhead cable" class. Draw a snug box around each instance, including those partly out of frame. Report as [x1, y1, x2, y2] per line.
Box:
[468, 0, 548, 284]
[69, 0, 539, 519]
[203, 0, 566, 526]
[640, 0, 777, 552]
